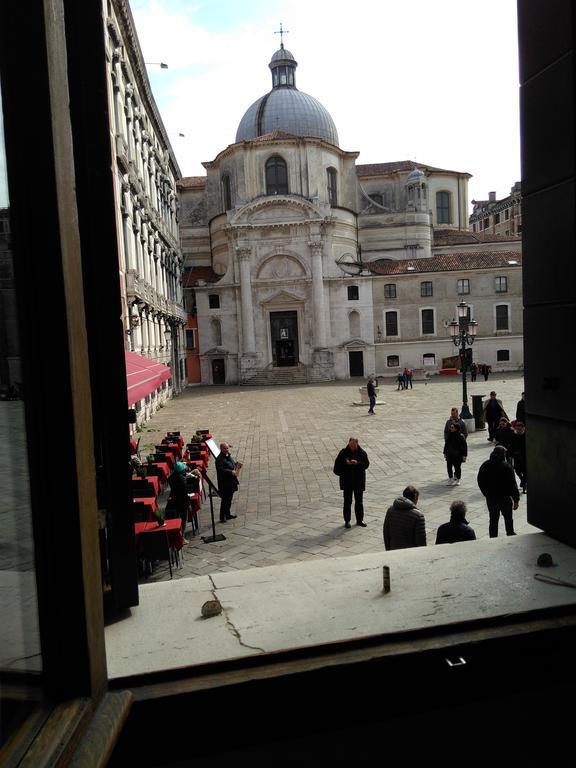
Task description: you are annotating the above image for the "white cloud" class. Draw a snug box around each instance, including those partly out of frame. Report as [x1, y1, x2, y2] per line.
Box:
[132, 0, 521, 205]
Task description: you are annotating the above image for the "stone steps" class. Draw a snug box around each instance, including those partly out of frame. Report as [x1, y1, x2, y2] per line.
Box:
[244, 366, 308, 385]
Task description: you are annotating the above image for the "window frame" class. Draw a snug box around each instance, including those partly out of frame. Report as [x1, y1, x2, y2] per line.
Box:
[384, 310, 399, 337]
[495, 275, 508, 293]
[436, 190, 451, 224]
[384, 283, 397, 299]
[457, 278, 470, 295]
[497, 349, 510, 361]
[208, 294, 220, 309]
[420, 281, 433, 298]
[420, 307, 436, 335]
[495, 302, 511, 332]
[347, 285, 359, 301]
[327, 166, 338, 207]
[265, 155, 289, 195]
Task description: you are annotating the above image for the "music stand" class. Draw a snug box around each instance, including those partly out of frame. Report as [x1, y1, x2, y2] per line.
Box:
[201, 472, 226, 543]
[204, 437, 220, 459]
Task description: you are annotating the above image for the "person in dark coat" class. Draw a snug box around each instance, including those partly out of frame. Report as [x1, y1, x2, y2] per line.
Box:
[215, 442, 241, 522]
[167, 461, 192, 536]
[333, 437, 369, 528]
[477, 445, 520, 537]
[511, 422, 527, 492]
[443, 422, 468, 486]
[367, 375, 377, 415]
[494, 417, 515, 457]
[383, 485, 426, 550]
[470, 362, 478, 382]
[482, 391, 508, 442]
[436, 501, 476, 544]
[443, 407, 468, 439]
[515, 392, 526, 424]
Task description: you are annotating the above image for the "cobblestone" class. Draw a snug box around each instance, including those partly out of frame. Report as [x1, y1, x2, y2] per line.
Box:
[138, 373, 536, 582]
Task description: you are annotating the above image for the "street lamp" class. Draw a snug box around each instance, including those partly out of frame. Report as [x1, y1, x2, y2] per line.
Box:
[448, 301, 477, 420]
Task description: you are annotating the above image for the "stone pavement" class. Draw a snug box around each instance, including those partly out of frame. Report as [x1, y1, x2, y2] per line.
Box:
[137, 372, 536, 581]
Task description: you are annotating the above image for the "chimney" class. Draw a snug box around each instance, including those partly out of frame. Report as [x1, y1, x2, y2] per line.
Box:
[488, 191, 497, 202]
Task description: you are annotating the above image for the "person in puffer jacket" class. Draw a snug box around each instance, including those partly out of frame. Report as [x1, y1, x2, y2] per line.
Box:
[383, 486, 426, 550]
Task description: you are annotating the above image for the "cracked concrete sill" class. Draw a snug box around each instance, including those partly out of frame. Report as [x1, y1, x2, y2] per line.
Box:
[105, 532, 576, 680]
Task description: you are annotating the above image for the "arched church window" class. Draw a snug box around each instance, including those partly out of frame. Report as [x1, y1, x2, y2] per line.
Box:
[436, 190, 452, 224]
[327, 167, 338, 207]
[266, 156, 288, 195]
[211, 318, 222, 347]
[222, 174, 232, 211]
[349, 310, 360, 337]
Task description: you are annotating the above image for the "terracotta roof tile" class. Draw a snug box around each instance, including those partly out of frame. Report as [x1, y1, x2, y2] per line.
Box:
[356, 160, 470, 177]
[183, 266, 219, 286]
[364, 251, 522, 276]
[434, 229, 520, 246]
[177, 176, 206, 190]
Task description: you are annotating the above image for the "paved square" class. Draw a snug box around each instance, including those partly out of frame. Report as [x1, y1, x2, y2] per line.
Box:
[138, 372, 536, 580]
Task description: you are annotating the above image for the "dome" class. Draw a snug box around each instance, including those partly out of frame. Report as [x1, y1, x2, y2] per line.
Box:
[236, 89, 339, 146]
[235, 46, 339, 147]
[405, 167, 426, 184]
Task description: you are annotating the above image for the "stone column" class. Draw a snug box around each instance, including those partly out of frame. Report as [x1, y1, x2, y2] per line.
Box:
[309, 240, 327, 348]
[237, 247, 256, 354]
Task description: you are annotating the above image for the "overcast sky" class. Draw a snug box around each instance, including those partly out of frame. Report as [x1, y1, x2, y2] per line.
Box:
[1, 1, 521, 211]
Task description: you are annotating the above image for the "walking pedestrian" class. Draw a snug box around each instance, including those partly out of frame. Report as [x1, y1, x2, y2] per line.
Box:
[482, 391, 508, 442]
[396, 372, 404, 391]
[435, 501, 476, 544]
[511, 422, 527, 492]
[477, 445, 520, 537]
[383, 485, 426, 550]
[367, 375, 376, 415]
[404, 367, 413, 389]
[333, 437, 369, 528]
[443, 407, 468, 439]
[443, 422, 467, 486]
[470, 362, 478, 382]
[494, 417, 515, 456]
[484, 364, 491, 381]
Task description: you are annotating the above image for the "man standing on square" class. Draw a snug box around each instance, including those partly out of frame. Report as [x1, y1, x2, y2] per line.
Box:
[477, 445, 520, 537]
[333, 437, 370, 528]
[215, 442, 241, 523]
[482, 391, 508, 442]
[367, 375, 377, 415]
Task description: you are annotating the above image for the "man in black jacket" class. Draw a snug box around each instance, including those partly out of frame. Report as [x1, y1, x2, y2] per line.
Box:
[436, 500, 476, 544]
[383, 486, 426, 549]
[333, 437, 370, 528]
[215, 442, 241, 522]
[477, 445, 520, 537]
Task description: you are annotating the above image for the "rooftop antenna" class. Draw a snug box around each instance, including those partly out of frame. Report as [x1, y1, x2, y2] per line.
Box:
[274, 22, 289, 49]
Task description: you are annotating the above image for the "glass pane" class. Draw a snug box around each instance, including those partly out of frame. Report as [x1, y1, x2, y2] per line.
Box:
[0, 80, 43, 748]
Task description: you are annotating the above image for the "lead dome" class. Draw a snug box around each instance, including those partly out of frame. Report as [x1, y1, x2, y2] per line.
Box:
[235, 45, 339, 147]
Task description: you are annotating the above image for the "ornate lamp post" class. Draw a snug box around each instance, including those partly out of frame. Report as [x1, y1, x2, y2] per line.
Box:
[448, 301, 478, 420]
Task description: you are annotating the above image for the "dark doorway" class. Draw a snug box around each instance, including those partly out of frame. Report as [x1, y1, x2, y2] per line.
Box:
[349, 350, 364, 377]
[275, 339, 296, 367]
[270, 311, 299, 367]
[212, 358, 225, 384]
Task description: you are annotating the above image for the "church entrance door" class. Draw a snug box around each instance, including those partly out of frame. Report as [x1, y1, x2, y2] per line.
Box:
[270, 311, 298, 367]
[349, 350, 364, 377]
[212, 358, 225, 384]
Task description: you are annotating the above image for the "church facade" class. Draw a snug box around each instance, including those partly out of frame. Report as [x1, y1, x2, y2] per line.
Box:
[179, 44, 522, 385]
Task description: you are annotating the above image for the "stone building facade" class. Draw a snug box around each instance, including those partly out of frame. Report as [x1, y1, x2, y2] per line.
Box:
[104, 0, 186, 419]
[469, 182, 522, 237]
[178, 44, 523, 384]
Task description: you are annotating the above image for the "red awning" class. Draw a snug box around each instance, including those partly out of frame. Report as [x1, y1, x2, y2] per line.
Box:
[125, 351, 172, 405]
